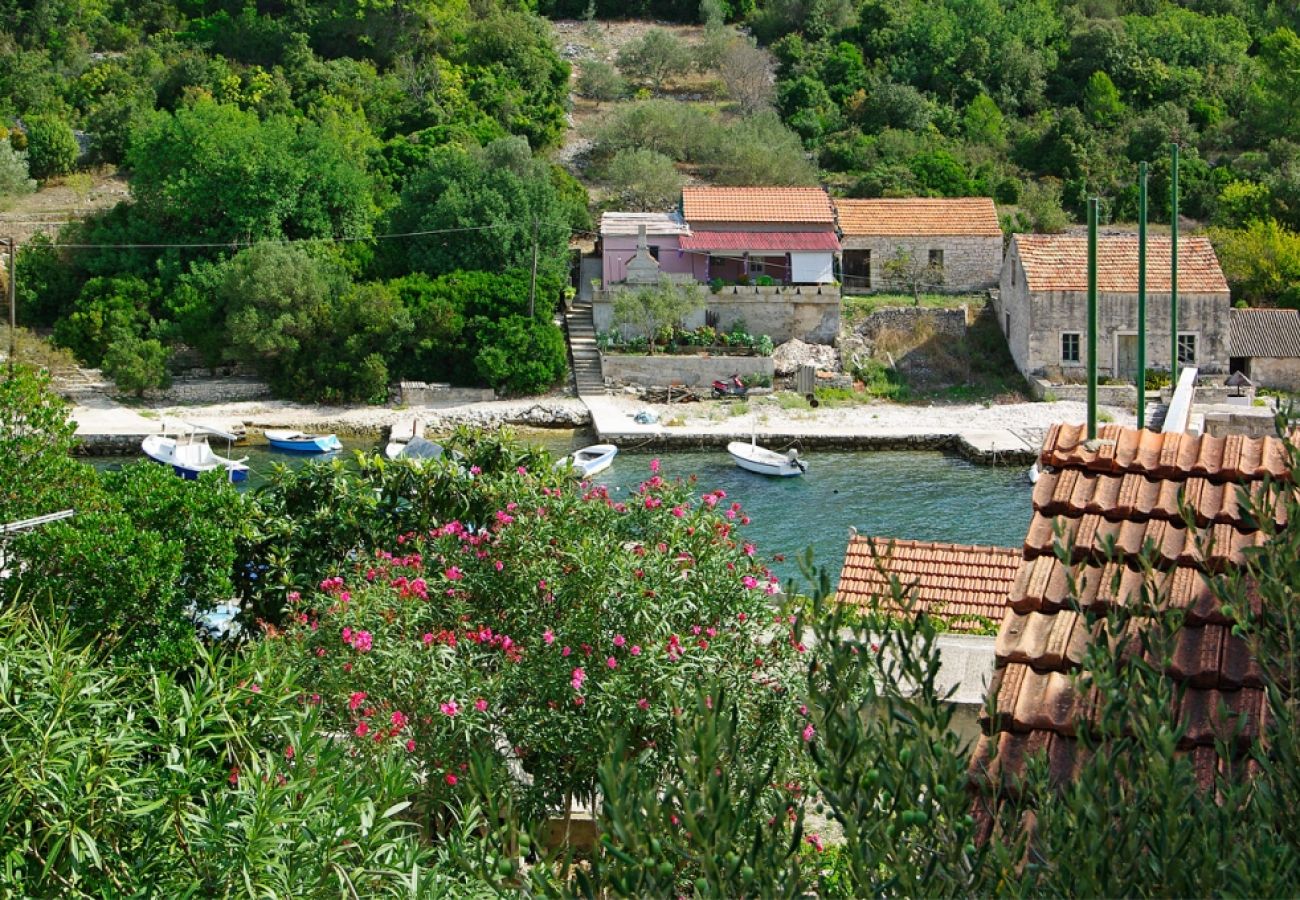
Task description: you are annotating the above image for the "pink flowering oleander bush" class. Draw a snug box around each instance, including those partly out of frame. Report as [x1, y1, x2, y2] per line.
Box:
[277, 459, 806, 817]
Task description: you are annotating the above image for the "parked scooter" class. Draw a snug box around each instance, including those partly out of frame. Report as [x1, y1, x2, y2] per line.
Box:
[711, 373, 749, 399]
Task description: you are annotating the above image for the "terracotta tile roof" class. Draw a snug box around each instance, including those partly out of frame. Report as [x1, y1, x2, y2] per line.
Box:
[678, 231, 841, 252]
[834, 197, 1001, 237]
[967, 423, 1293, 839]
[1039, 423, 1292, 482]
[1013, 234, 1229, 294]
[681, 187, 835, 225]
[835, 536, 1021, 631]
[1230, 307, 1300, 358]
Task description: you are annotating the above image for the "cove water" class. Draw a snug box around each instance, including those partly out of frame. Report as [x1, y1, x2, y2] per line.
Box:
[93, 435, 1032, 585]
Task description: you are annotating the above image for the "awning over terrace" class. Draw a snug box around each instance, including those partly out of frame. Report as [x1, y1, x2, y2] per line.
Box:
[678, 231, 841, 253]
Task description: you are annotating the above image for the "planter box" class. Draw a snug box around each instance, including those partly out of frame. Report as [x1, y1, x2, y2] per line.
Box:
[601, 354, 775, 388]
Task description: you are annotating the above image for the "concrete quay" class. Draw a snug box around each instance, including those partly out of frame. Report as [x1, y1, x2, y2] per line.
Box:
[582, 396, 1040, 465]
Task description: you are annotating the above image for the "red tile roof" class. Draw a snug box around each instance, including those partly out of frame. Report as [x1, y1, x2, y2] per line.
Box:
[1013, 234, 1229, 294]
[678, 231, 841, 252]
[968, 422, 1293, 838]
[681, 187, 835, 225]
[835, 536, 1021, 631]
[835, 197, 1001, 237]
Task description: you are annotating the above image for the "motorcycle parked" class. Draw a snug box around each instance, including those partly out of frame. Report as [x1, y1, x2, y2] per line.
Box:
[711, 373, 749, 399]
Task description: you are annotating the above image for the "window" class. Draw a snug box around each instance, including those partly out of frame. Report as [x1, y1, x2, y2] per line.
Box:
[749, 257, 765, 274]
[1061, 332, 1081, 364]
[1177, 333, 1197, 366]
[1011, 262, 1017, 287]
[648, 245, 660, 260]
[1004, 313, 1011, 336]
[929, 249, 944, 268]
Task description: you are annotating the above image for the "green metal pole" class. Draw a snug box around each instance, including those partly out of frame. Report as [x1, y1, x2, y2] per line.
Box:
[1088, 197, 1098, 441]
[1138, 162, 1148, 430]
[1170, 142, 1179, 385]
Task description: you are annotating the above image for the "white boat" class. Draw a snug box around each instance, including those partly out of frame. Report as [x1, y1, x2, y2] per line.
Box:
[1027, 461, 1041, 484]
[265, 429, 342, 453]
[393, 436, 449, 461]
[142, 432, 249, 482]
[727, 439, 807, 477]
[385, 417, 423, 459]
[558, 443, 618, 477]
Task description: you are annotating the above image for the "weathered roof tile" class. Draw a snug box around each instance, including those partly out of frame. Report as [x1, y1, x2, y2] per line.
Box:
[834, 197, 1001, 237]
[1014, 234, 1229, 294]
[681, 186, 836, 224]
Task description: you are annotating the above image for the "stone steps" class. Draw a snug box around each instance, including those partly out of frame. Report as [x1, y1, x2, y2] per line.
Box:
[564, 301, 605, 396]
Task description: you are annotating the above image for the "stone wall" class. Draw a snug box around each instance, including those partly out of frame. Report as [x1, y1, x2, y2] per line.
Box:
[841, 235, 1002, 293]
[1247, 357, 1300, 392]
[1028, 377, 1139, 407]
[147, 376, 271, 404]
[397, 381, 496, 406]
[600, 354, 774, 388]
[855, 306, 967, 342]
[594, 284, 841, 345]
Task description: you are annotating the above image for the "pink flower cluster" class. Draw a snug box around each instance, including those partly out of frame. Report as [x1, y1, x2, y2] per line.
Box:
[341, 627, 372, 653]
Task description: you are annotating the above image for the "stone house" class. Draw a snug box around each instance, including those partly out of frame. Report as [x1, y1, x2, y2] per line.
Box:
[595, 187, 843, 344]
[997, 234, 1231, 381]
[1229, 307, 1300, 391]
[834, 197, 1002, 293]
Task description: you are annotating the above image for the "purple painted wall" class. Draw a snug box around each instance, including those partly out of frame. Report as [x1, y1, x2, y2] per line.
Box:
[601, 235, 691, 284]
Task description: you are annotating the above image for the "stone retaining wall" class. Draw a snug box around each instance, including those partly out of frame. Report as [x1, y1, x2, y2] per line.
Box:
[147, 376, 272, 404]
[855, 306, 968, 341]
[600, 354, 774, 388]
[594, 284, 841, 345]
[397, 381, 496, 405]
[1028, 378, 1138, 408]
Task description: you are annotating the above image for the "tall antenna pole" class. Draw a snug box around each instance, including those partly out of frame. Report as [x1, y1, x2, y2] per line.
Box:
[1088, 198, 1098, 441]
[1137, 162, 1148, 430]
[1170, 143, 1180, 384]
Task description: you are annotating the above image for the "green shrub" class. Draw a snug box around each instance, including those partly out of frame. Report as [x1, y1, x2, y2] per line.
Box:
[0, 140, 36, 205]
[472, 315, 567, 395]
[102, 329, 172, 396]
[20, 114, 79, 180]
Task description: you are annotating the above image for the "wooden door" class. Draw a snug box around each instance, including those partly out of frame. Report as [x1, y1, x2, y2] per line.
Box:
[1116, 334, 1138, 381]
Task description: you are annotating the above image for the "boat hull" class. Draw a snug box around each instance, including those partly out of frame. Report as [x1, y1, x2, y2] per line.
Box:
[265, 430, 342, 453]
[142, 434, 250, 483]
[560, 444, 618, 477]
[726, 441, 807, 477]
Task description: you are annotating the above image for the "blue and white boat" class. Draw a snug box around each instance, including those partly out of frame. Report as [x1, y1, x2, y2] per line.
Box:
[264, 429, 343, 453]
[142, 427, 249, 482]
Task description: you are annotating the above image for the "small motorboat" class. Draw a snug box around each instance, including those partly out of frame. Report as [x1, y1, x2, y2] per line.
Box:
[727, 438, 807, 477]
[385, 417, 423, 459]
[142, 431, 249, 482]
[558, 443, 618, 478]
[393, 436, 449, 461]
[265, 429, 342, 453]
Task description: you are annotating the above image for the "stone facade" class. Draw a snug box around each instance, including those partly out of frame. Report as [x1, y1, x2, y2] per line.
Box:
[397, 382, 496, 405]
[593, 283, 841, 345]
[1243, 357, 1300, 391]
[841, 235, 1002, 294]
[997, 240, 1232, 380]
[600, 354, 774, 388]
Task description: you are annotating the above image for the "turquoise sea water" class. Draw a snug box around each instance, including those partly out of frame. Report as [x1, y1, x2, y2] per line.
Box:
[93, 433, 1031, 584]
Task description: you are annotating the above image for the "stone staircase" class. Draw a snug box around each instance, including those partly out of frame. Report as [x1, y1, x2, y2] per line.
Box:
[565, 298, 605, 396]
[1145, 401, 1169, 432]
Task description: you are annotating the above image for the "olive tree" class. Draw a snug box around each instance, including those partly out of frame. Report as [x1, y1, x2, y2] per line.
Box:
[611, 277, 705, 351]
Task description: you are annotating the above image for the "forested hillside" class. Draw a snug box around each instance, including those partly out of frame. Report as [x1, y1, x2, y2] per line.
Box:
[0, 0, 584, 399]
[2, 0, 1300, 400]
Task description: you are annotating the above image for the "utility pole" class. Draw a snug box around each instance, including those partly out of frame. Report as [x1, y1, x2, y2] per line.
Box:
[2, 236, 14, 376]
[1087, 198, 1098, 441]
[1137, 162, 1148, 430]
[528, 217, 540, 320]
[1170, 142, 1180, 385]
